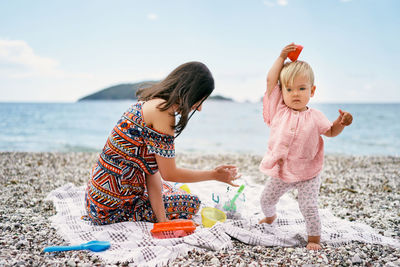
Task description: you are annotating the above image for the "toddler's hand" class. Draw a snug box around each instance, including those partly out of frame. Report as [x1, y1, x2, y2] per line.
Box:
[338, 109, 353, 126]
[214, 165, 240, 187]
[280, 43, 298, 60]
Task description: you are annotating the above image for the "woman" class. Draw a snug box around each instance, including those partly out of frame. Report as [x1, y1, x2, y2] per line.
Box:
[84, 61, 239, 225]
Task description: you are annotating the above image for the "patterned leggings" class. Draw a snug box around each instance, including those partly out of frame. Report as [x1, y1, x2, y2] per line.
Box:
[136, 182, 201, 223]
[260, 174, 321, 236]
[84, 181, 200, 225]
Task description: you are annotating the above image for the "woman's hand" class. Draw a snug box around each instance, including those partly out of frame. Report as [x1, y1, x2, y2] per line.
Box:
[338, 109, 353, 126]
[280, 43, 297, 60]
[214, 165, 240, 187]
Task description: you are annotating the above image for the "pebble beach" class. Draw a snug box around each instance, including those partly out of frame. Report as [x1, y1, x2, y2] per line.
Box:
[0, 152, 399, 266]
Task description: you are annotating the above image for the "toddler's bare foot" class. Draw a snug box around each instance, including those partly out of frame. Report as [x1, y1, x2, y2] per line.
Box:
[307, 236, 321, 250]
[258, 214, 277, 224]
[306, 242, 322, 250]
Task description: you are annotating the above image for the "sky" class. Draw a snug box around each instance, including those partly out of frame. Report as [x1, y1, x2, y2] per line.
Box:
[0, 0, 399, 103]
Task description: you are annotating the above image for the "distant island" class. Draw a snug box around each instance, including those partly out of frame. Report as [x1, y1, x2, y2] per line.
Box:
[78, 81, 233, 102]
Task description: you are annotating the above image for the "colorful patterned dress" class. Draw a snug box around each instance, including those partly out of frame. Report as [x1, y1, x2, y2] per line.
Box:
[84, 102, 201, 225]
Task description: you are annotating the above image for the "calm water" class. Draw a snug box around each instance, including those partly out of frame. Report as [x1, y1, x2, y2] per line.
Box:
[0, 101, 399, 156]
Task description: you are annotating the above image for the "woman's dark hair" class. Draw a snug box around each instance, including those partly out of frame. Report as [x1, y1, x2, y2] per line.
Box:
[136, 61, 214, 137]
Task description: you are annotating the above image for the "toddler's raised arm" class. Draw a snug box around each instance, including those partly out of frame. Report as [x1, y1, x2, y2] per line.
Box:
[266, 43, 297, 97]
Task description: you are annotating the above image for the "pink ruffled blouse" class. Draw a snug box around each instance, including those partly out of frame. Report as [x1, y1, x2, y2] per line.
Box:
[259, 85, 333, 182]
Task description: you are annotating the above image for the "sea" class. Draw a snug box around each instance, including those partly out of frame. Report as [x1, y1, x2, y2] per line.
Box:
[0, 101, 399, 156]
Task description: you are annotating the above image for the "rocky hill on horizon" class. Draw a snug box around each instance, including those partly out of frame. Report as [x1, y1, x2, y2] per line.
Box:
[78, 81, 233, 102]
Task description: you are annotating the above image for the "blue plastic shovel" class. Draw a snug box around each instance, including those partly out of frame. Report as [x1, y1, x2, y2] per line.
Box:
[44, 240, 111, 253]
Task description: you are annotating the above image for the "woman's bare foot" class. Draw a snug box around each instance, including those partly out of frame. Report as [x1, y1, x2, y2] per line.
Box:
[258, 214, 277, 224]
[306, 242, 322, 250]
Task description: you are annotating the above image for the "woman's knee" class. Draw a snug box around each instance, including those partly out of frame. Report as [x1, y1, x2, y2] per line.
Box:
[164, 193, 201, 212]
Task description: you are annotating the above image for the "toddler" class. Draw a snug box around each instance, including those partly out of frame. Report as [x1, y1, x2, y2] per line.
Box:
[258, 43, 353, 250]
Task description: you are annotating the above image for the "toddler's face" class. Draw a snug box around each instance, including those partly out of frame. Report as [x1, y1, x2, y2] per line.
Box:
[281, 75, 316, 112]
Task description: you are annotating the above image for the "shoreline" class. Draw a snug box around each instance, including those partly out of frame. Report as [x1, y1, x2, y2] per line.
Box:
[3, 149, 399, 158]
[0, 152, 399, 266]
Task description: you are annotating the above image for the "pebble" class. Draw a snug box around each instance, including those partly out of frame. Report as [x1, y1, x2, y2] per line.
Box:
[67, 259, 76, 267]
[320, 254, 328, 263]
[1, 152, 399, 266]
[210, 257, 220, 265]
[351, 253, 362, 263]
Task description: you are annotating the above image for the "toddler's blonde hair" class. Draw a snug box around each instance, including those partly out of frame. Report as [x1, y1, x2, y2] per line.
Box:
[279, 61, 314, 88]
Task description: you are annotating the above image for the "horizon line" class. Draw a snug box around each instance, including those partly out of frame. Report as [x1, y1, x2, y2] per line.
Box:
[1, 100, 400, 105]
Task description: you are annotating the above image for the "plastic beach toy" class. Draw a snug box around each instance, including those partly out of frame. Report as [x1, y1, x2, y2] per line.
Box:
[201, 207, 227, 228]
[43, 240, 110, 253]
[223, 185, 245, 212]
[151, 219, 196, 239]
[179, 184, 191, 194]
[288, 44, 303, 61]
[173, 183, 191, 194]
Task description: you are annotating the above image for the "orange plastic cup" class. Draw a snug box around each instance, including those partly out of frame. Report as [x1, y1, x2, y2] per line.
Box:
[288, 45, 303, 61]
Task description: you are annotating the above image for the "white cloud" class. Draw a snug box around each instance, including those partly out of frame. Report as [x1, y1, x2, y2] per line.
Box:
[277, 0, 288, 6]
[0, 39, 172, 102]
[0, 39, 58, 76]
[147, 13, 158, 20]
[0, 39, 92, 79]
[263, 0, 288, 7]
[340, 0, 352, 2]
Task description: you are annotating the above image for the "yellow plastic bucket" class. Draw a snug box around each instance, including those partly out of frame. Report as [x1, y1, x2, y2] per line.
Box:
[201, 207, 226, 228]
[179, 184, 191, 194]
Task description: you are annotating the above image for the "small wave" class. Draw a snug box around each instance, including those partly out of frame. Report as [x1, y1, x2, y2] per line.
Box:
[60, 144, 101, 153]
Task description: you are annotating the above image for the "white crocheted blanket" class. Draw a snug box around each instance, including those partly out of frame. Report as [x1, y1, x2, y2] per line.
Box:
[46, 182, 400, 266]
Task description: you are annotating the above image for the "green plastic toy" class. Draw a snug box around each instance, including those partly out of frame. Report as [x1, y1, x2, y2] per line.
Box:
[223, 185, 245, 212]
